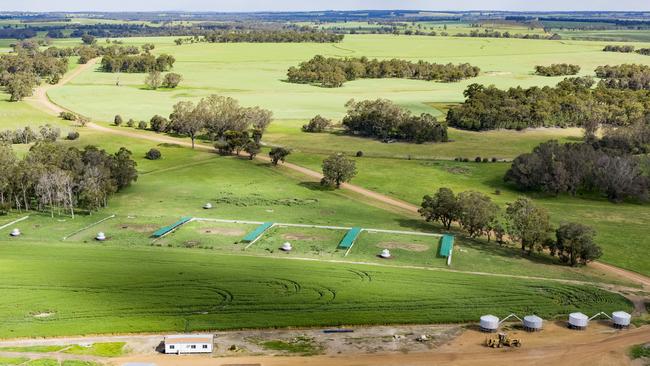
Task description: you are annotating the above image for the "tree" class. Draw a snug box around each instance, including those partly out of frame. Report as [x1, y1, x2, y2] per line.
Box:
[0, 144, 16, 209]
[4, 72, 37, 101]
[457, 191, 499, 238]
[81, 34, 95, 45]
[244, 141, 261, 160]
[169, 101, 204, 149]
[223, 130, 249, 155]
[111, 147, 138, 190]
[163, 73, 182, 88]
[150, 115, 168, 132]
[114, 115, 123, 126]
[321, 153, 357, 188]
[553, 223, 602, 266]
[269, 147, 290, 166]
[302, 115, 331, 133]
[145, 71, 162, 90]
[419, 187, 459, 230]
[506, 197, 552, 253]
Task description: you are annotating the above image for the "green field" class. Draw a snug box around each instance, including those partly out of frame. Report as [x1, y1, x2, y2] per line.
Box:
[0, 242, 631, 338]
[47, 34, 650, 122]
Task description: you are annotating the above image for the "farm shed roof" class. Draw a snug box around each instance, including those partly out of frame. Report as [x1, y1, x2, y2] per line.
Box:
[242, 222, 274, 242]
[152, 217, 192, 238]
[338, 227, 362, 249]
[165, 335, 213, 344]
[439, 235, 454, 257]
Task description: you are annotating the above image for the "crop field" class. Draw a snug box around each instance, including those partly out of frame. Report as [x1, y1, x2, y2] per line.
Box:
[0, 242, 632, 338]
[47, 34, 650, 122]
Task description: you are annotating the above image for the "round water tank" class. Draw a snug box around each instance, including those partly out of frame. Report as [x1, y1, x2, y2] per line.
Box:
[523, 315, 543, 331]
[480, 315, 499, 332]
[281, 242, 292, 251]
[10, 228, 20, 237]
[380, 249, 391, 258]
[203, 203, 213, 209]
[96, 232, 106, 241]
[568, 312, 588, 329]
[612, 311, 631, 328]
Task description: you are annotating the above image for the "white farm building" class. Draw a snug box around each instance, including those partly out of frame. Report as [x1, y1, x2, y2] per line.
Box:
[164, 334, 214, 354]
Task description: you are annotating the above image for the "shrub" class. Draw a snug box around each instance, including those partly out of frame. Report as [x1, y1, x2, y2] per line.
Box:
[145, 148, 162, 160]
[163, 73, 182, 88]
[150, 115, 168, 132]
[126, 119, 135, 128]
[491, 157, 498, 162]
[66, 131, 80, 140]
[356, 150, 363, 157]
[114, 115, 123, 126]
[482, 157, 489, 163]
[475, 156, 482, 162]
[59, 111, 76, 121]
[138, 120, 148, 129]
[302, 115, 331, 133]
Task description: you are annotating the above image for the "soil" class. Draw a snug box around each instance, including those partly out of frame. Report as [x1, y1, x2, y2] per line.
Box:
[200, 228, 246, 236]
[282, 233, 324, 241]
[377, 242, 429, 252]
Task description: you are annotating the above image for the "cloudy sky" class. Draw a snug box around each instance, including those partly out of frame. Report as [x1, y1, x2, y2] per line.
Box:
[6, 0, 650, 12]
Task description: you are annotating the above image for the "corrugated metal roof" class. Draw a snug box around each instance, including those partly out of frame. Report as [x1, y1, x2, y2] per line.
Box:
[338, 227, 362, 249]
[242, 222, 274, 242]
[439, 235, 454, 257]
[152, 217, 192, 238]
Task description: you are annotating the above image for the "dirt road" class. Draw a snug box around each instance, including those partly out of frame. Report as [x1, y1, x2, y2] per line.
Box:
[26, 57, 650, 292]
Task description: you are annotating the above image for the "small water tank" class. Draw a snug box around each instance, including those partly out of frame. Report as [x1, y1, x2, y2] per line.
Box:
[612, 311, 631, 328]
[281, 242, 292, 251]
[523, 315, 543, 331]
[480, 315, 499, 332]
[380, 249, 391, 258]
[203, 203, 213, 209]
[96, 232, 106, 241]
[10, 228, 20, 237]
[568, 312, 588, 330]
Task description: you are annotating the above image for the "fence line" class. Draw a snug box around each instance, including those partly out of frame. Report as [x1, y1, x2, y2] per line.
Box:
[62, 214, 116, 240]
[0, 216, 29, 231]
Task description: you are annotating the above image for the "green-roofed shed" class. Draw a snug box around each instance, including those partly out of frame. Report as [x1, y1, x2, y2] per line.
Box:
[242, 222, 274, 243]
[439, 235, 454, 257]
[338, 227, 362, 249]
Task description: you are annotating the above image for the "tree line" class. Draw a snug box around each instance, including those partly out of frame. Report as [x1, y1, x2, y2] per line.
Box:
[0, 43, 68, 101]
[505, 140, 649, 203]
[100, 52, 175, 73]
[342, 99, 449, 143]
[446, 77, 650, 130]
[0, 125, 61, 145]
[287, 55, 480, 87]
[595, 64, 650, 90]
[0, 142, 137, 216]
[603, 45, 635, 53]
[534, 63, 580, 76]
[203, 30, 344, 43]
[420, 189, 602, 266]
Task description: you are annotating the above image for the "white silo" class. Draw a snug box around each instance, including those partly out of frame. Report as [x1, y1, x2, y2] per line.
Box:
[568, 312, 589, 330]
[203, 203, 213, 209]
[380, 249, 391, 258]
[10, 228, 21, 237]
[480, 315, 499, 332]
[523, 315, 543, 331]
[96, 232, 106, 241]
[611, 311, 631, 328]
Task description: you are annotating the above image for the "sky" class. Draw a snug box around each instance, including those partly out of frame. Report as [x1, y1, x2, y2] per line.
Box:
[5, 0, 650, 12]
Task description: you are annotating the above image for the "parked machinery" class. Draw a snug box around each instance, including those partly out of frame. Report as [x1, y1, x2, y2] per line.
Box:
[485, 333, 522, 348]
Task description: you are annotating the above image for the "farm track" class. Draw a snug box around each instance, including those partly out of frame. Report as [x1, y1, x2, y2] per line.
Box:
[26, 58, 650, 294]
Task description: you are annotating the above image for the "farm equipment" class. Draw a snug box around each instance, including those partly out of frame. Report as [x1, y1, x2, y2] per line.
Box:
[485, 333, 522, 348]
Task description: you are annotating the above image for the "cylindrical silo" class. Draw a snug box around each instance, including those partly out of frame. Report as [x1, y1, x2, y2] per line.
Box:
[480, 315, 499, 332]
[611, 311, 631, 328]
[523, 315, 543, 331]
[568, 312, 588, 330]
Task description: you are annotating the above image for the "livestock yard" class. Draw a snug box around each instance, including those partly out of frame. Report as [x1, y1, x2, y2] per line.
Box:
[0, 7, 649, 366]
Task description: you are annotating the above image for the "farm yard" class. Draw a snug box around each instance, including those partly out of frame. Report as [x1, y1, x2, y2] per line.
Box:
[0, 11, 648, 356]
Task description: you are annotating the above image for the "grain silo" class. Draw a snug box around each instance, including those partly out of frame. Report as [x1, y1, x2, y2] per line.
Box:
[10, 228, 20, 237]
[480, 315, 499, 332]
[281, 242, 292, 251]
[96, 232, 106, 241]
[380, 249, 391, 258]
[523, 315, 543, 331]
[611, 311, 631, 328]
[568, 312, 589, 330]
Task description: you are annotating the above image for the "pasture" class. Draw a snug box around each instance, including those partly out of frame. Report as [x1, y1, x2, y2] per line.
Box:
[47, 34, 650, 122]
[0, 241, 632, 338]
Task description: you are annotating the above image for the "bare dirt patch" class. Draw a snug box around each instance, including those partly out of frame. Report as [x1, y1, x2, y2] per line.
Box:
[377, 242, 429, 252]
[120, 224, 159, 233]
[282, 233, 324, 241]
[200, 227, 246, 236]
